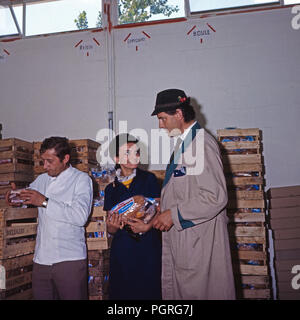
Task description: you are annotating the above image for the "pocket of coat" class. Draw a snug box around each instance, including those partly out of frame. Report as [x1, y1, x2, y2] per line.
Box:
[172, 175, 187, 202]
[170, 227, 202, 270]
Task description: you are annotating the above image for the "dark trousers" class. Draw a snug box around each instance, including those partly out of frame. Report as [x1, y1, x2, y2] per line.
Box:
[32, 259, 88, 300]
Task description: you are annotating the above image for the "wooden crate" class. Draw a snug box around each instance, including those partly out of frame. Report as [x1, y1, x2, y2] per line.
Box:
[86, 206, 112, 251]
[70, 139, 100, 156]
[238, 275, 271, 300]
[0, 207, 38, 259]
[0, 172, 33, 184]
[217, 129, 261, 165]
[0, 253, 33, 300]
[0, 138, 34, 174]
[217, 128, 260, 140]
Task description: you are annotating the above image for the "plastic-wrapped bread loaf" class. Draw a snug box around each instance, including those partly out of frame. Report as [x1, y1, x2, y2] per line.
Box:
[108, 195, 158, 223]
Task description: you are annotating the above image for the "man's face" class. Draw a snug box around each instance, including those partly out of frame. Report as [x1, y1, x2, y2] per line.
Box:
[157, 111, 182, 137]
[41, 148, 69, 177]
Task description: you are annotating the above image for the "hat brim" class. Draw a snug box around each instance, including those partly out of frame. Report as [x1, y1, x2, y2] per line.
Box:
[151, 97, 191, 116]
[151, 104, 182, 116]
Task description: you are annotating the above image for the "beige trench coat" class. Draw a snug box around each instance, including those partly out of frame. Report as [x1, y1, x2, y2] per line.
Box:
[160, 124, 236, 300]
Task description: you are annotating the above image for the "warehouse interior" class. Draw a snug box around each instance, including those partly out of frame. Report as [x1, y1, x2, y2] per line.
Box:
[0, 0, 300, 301]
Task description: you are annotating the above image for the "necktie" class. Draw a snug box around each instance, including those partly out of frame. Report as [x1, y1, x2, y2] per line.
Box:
[166, 137, 183, 171]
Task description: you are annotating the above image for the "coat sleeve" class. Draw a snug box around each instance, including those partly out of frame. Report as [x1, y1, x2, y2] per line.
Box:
[170, 134, 228, 231]
[45, 174, 93, 227]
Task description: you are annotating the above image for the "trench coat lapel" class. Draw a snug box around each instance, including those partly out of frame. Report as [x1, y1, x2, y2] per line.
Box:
[163, 122, 201, 188]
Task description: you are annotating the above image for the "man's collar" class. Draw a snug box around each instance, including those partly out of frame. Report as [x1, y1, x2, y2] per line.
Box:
[176, 121, 197, 143]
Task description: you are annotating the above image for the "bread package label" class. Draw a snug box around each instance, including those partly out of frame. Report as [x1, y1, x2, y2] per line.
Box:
[109, 195, 158, 223]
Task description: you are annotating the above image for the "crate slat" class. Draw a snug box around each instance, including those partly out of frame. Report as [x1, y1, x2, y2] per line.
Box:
[226, 176, 263, 186]
[222, 154, 262, 165]
[237, 264, 268, 275]
[229, 226, 266, 237]
[228, 190, 264, 200]
[86, 221, 106, 233]
[217, 128, 260, 137]
[223, 163, 263, 173]
[230, 236, 266, 245]
[242, 289, 271, 299]
[0, 172, 33, 183]
[227, 199, 265, 209]
[240, 275, 270, 285]
[220, 141, 260, 150]
[86, 238, 112, 251]
[0, 138, 33, 153]
[227, 212, 265, 223]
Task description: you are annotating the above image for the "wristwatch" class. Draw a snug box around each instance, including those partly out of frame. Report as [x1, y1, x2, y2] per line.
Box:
[42, 197, 49, 208]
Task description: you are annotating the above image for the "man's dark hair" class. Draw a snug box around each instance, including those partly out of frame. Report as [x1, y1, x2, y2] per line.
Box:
[166, 104, 196, 123]
[40, 136, 71, 163]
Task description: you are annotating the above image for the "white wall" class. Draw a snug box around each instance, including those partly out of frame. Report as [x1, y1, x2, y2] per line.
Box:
[0, 6, 300, 189]
[0, 30, 108, 142]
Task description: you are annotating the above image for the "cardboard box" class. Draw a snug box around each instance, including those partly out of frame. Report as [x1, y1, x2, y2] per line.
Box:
[267, 186, 300, 199]
[269, 217, 300, 230]
[268, 196, 300, 209]
[268, 207, 300, 219]
[273, 228, 300, 240]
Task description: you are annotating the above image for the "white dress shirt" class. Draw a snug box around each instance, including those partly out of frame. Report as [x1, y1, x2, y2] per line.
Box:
[29, 165, 93, 265]
[173, 121, 197, 151]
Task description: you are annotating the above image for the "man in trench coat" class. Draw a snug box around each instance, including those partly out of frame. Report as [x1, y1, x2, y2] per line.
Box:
[151, 89, 236, 300]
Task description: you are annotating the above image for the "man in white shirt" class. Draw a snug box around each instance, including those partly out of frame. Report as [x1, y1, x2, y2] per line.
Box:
[20, 137, 93, 300]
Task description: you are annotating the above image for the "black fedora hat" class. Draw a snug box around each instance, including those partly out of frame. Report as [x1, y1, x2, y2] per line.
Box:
[151, 88, 190, 116]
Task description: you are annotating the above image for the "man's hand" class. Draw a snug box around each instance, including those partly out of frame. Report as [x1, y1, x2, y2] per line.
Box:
[152, 209, 174, 232]
[20, 189, 46, 207]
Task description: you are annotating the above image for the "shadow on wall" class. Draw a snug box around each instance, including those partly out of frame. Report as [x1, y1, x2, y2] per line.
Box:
[190, 97, 207, 131]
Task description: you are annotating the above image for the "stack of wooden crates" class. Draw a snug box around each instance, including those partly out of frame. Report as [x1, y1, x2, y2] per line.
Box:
[217, 128, 271, 299]
[86, 171, 112, 300]
[267, 185, 300, 300]
[0, 137, 110, 300]
[0, 138, 37, 300]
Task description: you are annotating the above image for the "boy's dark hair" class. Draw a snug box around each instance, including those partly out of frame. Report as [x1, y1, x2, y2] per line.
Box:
[40, 136, 71, 163]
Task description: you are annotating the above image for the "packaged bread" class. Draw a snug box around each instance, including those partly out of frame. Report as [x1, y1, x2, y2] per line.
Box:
[108, 195, 158, 224]
[7, 189, 26, 206]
